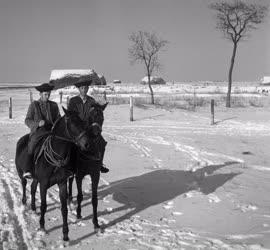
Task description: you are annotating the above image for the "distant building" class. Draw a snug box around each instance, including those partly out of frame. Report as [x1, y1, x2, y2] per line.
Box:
[261, 76, 270, 84]
[113, 80, 121, 84]
[141, 76, 166, 85]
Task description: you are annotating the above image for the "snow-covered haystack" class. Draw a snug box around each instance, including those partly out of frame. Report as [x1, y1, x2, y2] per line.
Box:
[113, 80, 122, 84]
[49, 69, 106, 89]
[141, 76, 166, 85]
[261, 76, 270, 85]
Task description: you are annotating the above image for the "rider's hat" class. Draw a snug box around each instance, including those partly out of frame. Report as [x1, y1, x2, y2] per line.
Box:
[35, 83, 54, 92]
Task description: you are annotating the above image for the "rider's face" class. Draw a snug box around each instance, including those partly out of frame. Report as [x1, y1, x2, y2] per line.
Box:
[40, 91, 51, 102]
[78, 86, 89, 97]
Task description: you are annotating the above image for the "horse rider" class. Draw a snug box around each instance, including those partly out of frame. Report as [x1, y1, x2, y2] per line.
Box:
[23, 83, 61, 179]
[67, 78, 109, 174]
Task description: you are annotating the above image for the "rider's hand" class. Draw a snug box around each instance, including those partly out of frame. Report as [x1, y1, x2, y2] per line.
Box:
[38, 120, 45, 127]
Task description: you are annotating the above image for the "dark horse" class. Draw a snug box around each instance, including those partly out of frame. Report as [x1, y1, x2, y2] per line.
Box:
[68, 102, 108, 232]
[15, 107, 91, 241]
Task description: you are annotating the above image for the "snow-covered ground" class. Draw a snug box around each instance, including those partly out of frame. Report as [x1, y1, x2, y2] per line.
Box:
[1, 87, 270, 249]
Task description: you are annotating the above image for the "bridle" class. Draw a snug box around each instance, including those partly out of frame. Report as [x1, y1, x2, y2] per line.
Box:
[36, 115, 87, 168]
[89, 106, 104, 131]
[54, 116, 87, 146]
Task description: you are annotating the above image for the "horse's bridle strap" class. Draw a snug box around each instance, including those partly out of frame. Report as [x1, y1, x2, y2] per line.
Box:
[63, 117, 87, 145]
[54, 130, 86, 145]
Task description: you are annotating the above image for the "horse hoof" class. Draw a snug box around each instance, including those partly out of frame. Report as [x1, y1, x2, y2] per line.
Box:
[63, 235, 69, 241]
[94, 222, 100, 230]
[94, 226, 104, 234]
[31, 206, 36, 211]
[77, 215, 82, 219]
[22, 199, 27, 205]
[37, 228, 47, 237]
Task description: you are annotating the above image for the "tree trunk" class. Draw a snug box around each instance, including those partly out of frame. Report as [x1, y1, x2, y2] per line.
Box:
[226, 42, 237, 108]
[147, 74, 154, 104]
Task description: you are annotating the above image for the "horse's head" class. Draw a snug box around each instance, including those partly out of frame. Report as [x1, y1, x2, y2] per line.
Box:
[88, 102, 108, 136]
[61, 107, 90, 151]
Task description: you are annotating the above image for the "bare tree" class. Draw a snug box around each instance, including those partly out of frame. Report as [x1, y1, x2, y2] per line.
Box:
[210, 0, 268, 107]
[129, 31, 168, 104]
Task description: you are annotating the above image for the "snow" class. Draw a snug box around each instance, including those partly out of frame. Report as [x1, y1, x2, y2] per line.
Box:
[50, 69, 96, 80]
[1, 86, 270, 249]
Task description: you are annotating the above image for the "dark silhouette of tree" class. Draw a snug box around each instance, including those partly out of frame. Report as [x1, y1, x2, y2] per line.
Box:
[210, 0, 268, 107]
[129, 31, 168, 104]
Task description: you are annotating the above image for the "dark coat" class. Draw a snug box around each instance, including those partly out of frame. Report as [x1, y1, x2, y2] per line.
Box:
[25, 100, 61, 135]
[68, 95, 97, 128]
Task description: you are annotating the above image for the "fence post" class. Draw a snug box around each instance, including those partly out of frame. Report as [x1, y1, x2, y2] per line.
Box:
[59, 91, 63, 104]
[130, 96, 134, 121]
[66, 96, 70, 107]
[29, 90, 33, 103]
[103, 91, 107, 101]
[9, 97, 12, 119]
[193, 87, 196, 111]
[211, 99, 215, 125]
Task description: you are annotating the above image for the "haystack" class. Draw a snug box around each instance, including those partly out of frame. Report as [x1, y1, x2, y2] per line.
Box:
[49, 69, 106, 89]
[141, 76, 166, 85]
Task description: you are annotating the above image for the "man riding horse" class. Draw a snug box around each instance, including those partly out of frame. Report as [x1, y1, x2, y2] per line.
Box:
[67, 78, 109, 174]
[23, 83, 61, 179]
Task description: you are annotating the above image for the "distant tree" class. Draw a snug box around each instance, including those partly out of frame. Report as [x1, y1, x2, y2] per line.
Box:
[129, 31, 168, 104]
[210, 0, 268, 107]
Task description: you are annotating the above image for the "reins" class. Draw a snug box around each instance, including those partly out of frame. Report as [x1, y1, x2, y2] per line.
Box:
[41, 135, 70, 168]
[36, 115, 86, 168]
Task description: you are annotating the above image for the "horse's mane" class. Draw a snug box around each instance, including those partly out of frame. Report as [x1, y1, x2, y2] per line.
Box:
[51, 110, 81, 134]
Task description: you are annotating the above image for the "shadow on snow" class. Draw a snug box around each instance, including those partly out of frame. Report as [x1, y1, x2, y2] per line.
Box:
[49, 161, 241, 244]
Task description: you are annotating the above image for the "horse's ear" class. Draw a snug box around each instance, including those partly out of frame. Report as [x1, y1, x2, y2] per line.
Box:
[62, 107, 79, 117]
[100, 102, 108, 111]
[62, 106, 69, 116]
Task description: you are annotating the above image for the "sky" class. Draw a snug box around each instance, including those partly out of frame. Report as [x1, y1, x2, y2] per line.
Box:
[1, 0, 269, 83]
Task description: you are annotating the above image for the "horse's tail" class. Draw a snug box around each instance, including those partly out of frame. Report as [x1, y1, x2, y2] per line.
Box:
[15, 134, 29, 160]
[15, 134, 30, 177]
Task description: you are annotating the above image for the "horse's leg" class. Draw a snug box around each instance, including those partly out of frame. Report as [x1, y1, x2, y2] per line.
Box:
[75, 175, 83, 219]
[21, 177, 27, 205]
[90, 171, 100, 231]
[58, 181, 69, 241]
[68, 176, 74, 204]
[39, 181, 48, 231]
[31, 179, 38, 211]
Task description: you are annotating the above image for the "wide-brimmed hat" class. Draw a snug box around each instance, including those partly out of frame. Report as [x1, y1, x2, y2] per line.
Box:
[74, 76, 92, 88]
[35, 83, 54, 92]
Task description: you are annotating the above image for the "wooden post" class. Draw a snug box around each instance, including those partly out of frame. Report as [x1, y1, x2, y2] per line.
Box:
[29, 90, 33, 103]
[59, 91, 63, 104]
[103, 91, 107, 101]
[66, 96, 70, 107]
[193, 87, 196, 111]
[9, 97, 12, 119]
[130, 96, 134, 121]
[211, 99, 215, 125]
